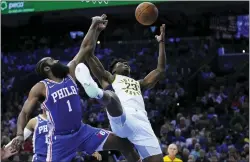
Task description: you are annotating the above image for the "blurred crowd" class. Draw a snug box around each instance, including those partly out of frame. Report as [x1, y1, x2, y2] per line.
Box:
[1, 28, 249, 162]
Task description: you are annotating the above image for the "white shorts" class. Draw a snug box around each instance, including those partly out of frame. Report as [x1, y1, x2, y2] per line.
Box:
[107, 110, 162, 159]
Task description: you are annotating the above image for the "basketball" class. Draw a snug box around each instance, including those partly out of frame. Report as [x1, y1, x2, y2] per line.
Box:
[135, 2, 158, 26]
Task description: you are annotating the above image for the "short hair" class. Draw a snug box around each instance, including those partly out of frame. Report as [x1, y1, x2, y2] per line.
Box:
[108, 58, 127, 73]
[35, 59, 48, 78]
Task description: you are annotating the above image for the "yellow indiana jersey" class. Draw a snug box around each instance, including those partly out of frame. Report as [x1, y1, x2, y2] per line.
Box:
[163, 155, 183, 162]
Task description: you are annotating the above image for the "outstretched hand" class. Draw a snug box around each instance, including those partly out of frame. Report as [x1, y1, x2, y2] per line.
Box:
[155, 24, 165, 43]
[10, 135, 24, 153]
[1, 144, 18, 160]
[92, 14, 108, 32]
[92, 152, 102, 161]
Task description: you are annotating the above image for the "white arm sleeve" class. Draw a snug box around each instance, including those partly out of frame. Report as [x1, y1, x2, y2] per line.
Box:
[24, 128, 33, 141]
[5, 128, 33, 148]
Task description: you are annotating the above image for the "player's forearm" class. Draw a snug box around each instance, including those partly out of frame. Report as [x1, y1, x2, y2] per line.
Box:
[156, 41, 166, 71]
[16, 111, 29, 136]
[95, 30, 101, 45]
[87, 56, 106, 82]
[87, 30, 101, 57]
[73, 24, 98, 64]
[85, 29, 108, 84]
[81, 24, 97, 49]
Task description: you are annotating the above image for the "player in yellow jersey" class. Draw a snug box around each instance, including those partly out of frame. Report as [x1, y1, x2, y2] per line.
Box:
[163, 144, 183, 162]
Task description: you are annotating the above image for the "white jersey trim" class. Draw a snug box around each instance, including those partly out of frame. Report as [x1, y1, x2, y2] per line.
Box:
[32, 117, 39, 154]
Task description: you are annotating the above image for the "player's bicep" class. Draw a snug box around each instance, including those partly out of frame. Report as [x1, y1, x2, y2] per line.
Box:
[86, 56, 114, 87]
[22, 83, 44, 115]
[25, 118, 36, 131]
[67, 60, 77, 80]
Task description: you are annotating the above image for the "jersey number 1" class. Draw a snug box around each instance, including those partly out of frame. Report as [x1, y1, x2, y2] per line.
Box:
[67, 100, 72, 112]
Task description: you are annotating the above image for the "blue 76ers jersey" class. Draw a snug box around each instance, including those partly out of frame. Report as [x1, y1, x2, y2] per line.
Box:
[33, 115, 48, 155]
[41, 75, 82, 134]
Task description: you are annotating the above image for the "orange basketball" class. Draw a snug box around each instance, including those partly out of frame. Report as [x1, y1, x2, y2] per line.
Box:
[135, 2, 158, 26]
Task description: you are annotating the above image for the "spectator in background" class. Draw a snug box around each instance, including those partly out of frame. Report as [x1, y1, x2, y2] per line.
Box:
[210, 155, 219, 162]
[196, 149, 209, 162]
[240, 144, 249, 159]
[163, 144, 183, 162]
[230, 109, 247, 127]
[188, 154, 195, 162]
[190, 143, 201, 160]
[181, 148, 190, 162]
[201, 65, 215, 80]
[186, 130, 198, 147]
[207, 145, 220, 160]
[172, 129, 186, 147]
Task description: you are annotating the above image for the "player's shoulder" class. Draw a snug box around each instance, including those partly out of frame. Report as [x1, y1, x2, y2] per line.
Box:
[29, 82, 46, 97]
[116, 74, 136, 81]
[32, 82, 46, 91]
[26, 117, 38, 129]
[30, 117, 38, 124]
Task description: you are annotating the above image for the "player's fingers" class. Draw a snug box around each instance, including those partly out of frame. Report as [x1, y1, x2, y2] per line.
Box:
[104, 21, 108, 27]
[155, 35, 161, 41]
[162, 24, 166, 32]
[11, 150, 19, 155]
[11, 140, 16, 148]
[10, 148, 18, 154]
[98, 20, 108, 24]
[160, 26, 163, 32]
[99, 155, 102, 161]
[101, 14, 107, 20]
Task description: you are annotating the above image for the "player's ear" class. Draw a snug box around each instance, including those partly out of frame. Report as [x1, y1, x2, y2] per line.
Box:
[44, 66, 50, 72]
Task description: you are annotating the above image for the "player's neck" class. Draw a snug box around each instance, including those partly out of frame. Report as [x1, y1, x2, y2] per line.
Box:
[48, 76, 64, 83]
[40, 114, 47, 120]
[116, 72, 130, 77]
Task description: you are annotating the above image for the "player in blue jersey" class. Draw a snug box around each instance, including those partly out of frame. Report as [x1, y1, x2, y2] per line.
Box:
[24, 111, 48, 162]
[7, 110, 49, 162]
[11, 14, 140, 162]
[7, 108, 102, 162]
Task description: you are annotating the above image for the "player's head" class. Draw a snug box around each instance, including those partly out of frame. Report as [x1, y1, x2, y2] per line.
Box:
[35, 57, 69, 79]
[109, 58, 130, 76]
[167, 143, 178, 156]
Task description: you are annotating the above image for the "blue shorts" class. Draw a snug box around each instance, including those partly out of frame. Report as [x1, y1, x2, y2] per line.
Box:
[46, 124, 109, 162]
[32, 154, 46, 162]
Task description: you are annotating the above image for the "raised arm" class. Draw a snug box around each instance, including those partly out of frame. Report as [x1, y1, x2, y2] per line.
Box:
[85, 15, 115, 89]
[11, 82, 45, 151]
[68, 14, 108, 80]
[86, 55, 114, 89]
[139, 24, 166, 90]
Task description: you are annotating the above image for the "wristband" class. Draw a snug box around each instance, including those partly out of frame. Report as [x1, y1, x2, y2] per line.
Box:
[16, 134, 24, 137]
